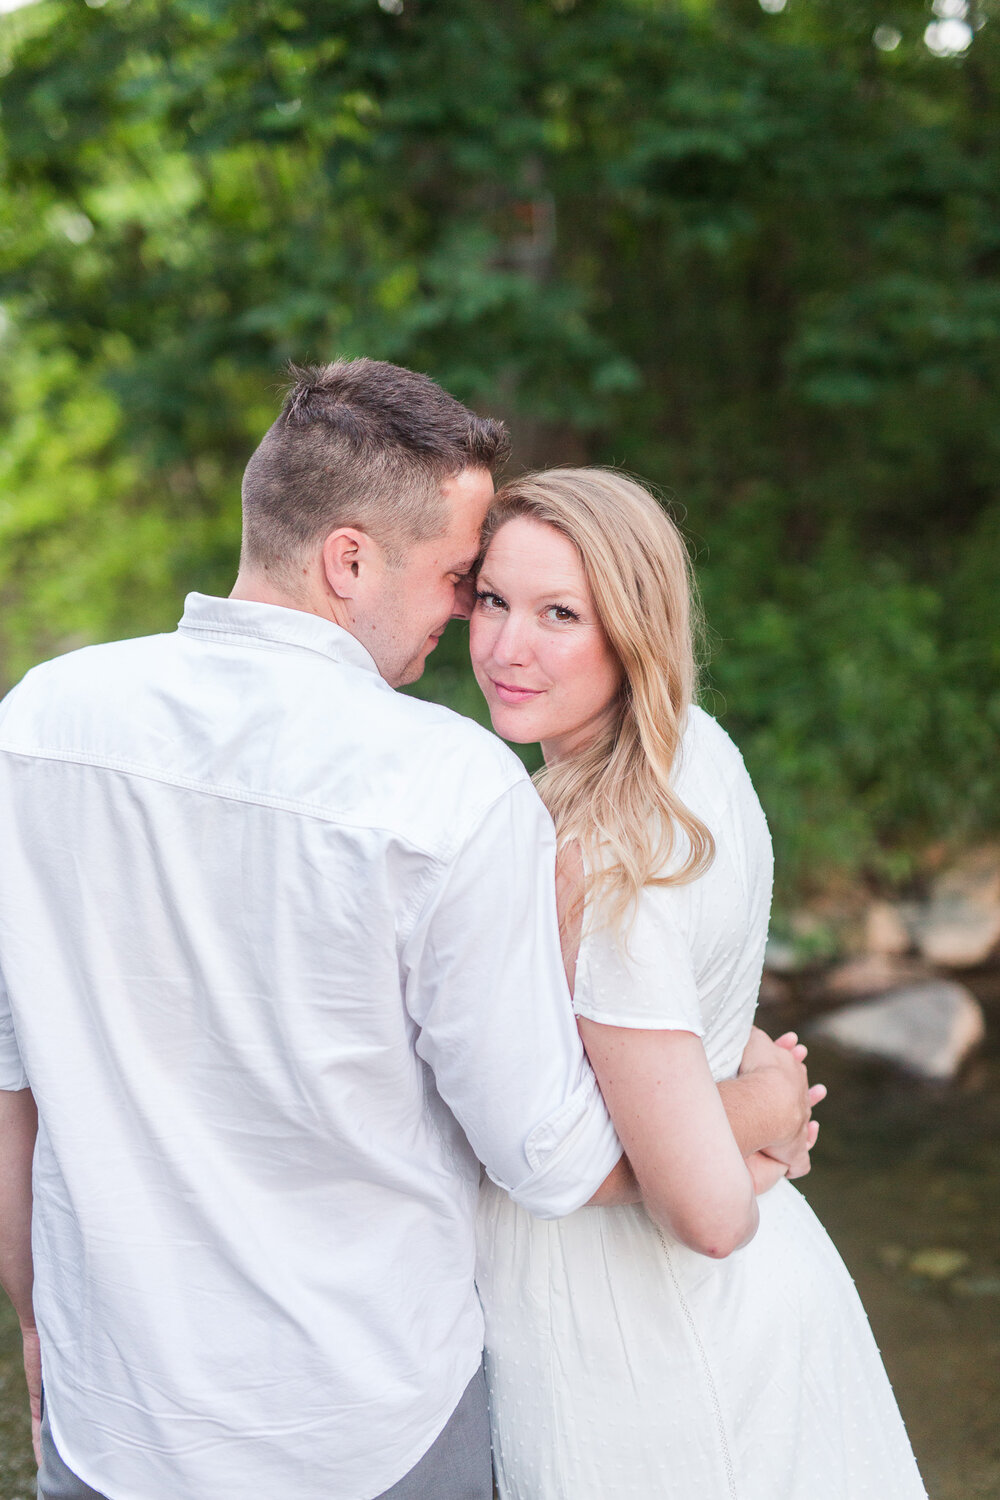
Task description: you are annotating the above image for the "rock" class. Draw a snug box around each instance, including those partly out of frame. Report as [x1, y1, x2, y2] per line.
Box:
[864, 900, 914, 957]
[907, 1248, 970, 1280]
[763, 937, 801, 975]
[952, 1275, 1000, 1298]
[823, 953, 928, 1000]
[914, 847, 1000, 968]
[808, 980, 986, 1080]
[877, 1244, 907, 1273]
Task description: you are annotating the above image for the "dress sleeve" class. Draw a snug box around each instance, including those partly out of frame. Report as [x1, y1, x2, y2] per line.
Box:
[573, 886, 704, 1035]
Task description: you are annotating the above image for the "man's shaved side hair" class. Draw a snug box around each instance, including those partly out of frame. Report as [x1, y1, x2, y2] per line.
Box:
[241, 359, 510, 577]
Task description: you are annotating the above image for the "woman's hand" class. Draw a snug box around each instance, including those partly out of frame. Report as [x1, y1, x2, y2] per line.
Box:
[728, 1027, 826, 1178]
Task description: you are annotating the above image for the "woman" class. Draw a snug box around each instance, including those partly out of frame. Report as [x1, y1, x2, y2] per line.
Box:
[471, 469, 926, 1500]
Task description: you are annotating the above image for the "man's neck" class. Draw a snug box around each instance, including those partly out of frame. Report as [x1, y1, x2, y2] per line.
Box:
[229, 569, 350, 631]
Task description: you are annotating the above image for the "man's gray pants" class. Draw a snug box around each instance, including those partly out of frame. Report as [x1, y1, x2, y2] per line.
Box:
[37, 1365, 492, 1500]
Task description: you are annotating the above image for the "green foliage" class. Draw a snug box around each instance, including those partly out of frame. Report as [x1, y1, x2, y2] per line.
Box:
[1, 0, 998, 901]
[699, 493, 1000, 895]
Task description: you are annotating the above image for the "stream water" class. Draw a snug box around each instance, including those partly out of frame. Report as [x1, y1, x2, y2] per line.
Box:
[1, 971, 997, 1500]
[771, 963, 1000, 1500]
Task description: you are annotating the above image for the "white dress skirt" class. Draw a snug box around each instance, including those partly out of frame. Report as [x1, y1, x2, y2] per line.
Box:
[475, 708, 926, 1500]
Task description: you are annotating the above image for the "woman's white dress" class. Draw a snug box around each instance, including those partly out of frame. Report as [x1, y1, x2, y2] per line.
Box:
[475, 706, 926, 1500]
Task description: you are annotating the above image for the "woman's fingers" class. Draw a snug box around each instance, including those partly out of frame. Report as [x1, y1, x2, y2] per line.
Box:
[808, 1083, 827, 1106]
[774, 1031, 809, 1062]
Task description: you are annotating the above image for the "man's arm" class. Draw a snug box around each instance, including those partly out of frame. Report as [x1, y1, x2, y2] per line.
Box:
[587, 1151, 640, 1206]
[0, 1086, 40, 1461]
[402, 780, 623, 1219]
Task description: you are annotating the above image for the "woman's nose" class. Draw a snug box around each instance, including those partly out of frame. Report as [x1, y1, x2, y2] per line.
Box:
[491, 615, 531, 668]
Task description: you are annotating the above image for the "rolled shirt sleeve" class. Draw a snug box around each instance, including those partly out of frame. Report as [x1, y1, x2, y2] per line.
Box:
[402, 779, 622, 1219]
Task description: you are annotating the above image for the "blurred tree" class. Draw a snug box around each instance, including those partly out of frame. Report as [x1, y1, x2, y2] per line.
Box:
[1, 0, 998, 899]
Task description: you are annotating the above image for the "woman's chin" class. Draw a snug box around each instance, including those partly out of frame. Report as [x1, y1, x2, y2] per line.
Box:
[492, 720, 534, 746]
[487, 706, 539, 746]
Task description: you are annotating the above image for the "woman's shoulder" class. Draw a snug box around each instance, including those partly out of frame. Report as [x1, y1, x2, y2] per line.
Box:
[675, 704, 760, 814]
[665, 705, 773, 895]
[681, 702, 749, 772]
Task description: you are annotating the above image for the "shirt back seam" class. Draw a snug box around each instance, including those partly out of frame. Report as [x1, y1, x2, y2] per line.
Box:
[0, 743, 456, 856]
[177, 623, 382, 675]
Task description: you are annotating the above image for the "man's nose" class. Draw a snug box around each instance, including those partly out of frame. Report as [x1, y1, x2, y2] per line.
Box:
[451, 576, 476, 620]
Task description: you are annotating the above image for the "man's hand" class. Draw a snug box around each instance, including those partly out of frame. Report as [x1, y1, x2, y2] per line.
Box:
[746, 1149, 790, 1196]
[21, 1321, 41, 1465]
[733, 1027, 826, 1180]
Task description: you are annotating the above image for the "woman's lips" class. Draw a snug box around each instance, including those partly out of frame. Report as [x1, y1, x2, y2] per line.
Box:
[490, 678, 544, 705]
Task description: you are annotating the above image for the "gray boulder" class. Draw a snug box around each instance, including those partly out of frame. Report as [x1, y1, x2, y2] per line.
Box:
[864, 900, 915, 957]
[823, 953, 928, 1000]
[808, 980, 986, 1080]
[913, 848, 1000, 968]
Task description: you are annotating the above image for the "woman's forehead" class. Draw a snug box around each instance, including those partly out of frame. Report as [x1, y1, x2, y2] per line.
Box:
[484, 516, 582, 575]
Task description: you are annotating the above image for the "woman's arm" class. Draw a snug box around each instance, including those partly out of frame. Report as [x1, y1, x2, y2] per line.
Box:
[559, 842, 816, 1240]
[580, 1018, 759, 1257]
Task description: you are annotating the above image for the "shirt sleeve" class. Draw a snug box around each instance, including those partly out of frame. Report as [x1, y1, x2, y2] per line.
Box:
[0, 966, 28, 1092]
[572, 885, 704, 1034]
[401, 779, 622, 1219]
[0, 688, 30, 1090]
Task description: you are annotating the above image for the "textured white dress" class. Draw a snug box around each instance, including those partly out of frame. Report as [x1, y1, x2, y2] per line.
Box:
[475, 707, 926, 1500]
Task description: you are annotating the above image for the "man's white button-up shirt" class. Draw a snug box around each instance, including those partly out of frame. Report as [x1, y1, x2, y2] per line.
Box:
[0, 594, 621, 1500]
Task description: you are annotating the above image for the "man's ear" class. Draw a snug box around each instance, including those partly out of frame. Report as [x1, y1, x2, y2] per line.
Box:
[321, 528, 373, 600]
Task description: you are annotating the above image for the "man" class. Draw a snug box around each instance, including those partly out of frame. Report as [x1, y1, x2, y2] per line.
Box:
[0, 360, 816, 1500]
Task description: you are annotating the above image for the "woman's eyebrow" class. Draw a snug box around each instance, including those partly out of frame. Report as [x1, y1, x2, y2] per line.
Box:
[478, 572, 588, 604]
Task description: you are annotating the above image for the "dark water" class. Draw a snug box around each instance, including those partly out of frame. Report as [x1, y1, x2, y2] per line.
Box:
[773, 965, 1000, 1500]
[2, 974, 998, 1499]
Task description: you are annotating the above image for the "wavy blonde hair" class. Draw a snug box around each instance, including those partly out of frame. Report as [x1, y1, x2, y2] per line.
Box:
[480, 467, 715, 934]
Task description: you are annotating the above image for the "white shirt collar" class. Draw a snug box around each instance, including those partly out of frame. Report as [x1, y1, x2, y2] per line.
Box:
[178, 592, 382, 678]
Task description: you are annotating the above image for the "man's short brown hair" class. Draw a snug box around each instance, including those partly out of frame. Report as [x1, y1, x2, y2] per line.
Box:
[240, 359, 509, 571]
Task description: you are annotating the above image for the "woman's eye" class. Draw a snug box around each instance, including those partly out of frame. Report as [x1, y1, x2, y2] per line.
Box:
[475, 590, 507, 611]
[546, 605, 579, 623]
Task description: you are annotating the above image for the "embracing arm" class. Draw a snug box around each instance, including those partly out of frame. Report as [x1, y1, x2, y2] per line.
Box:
[403, 782, 623, 1220]
[586, 1023, 823, 1212]
[0, 1086, 40, 1461]
[581, 1020, 759, 1256]
[557, 842, 823, 1225]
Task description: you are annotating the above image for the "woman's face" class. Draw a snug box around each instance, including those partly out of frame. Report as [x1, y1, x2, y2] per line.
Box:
[470, 516, 624, 763]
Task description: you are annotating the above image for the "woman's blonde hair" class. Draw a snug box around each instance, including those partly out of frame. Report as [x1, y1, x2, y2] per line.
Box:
[480, 467, 714, 933]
